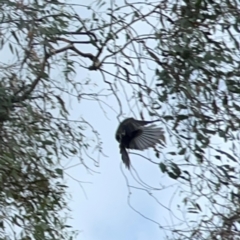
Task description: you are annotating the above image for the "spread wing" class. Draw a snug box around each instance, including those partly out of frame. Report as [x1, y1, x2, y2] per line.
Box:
[116, 118, 160, 140]
[129, 124, 165, 150]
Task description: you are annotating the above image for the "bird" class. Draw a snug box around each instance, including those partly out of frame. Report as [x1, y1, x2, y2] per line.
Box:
[115, 118, 165, 169]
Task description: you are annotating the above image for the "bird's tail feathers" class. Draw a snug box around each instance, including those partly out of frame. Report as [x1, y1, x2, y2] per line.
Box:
[120, 146, 131, 169]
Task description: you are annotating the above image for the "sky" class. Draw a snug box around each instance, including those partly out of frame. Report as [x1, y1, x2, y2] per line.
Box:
[0, 1, 181, 239]
[63, 1, 182, 239]
[63, 2, 240, 240]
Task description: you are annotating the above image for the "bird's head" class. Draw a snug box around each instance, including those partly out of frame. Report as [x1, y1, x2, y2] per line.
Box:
[116, 129, 126, 142]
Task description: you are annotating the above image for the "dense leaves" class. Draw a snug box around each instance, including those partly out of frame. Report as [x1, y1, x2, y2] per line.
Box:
[1, 0, 240, 239]
[0, 0, 102, 239]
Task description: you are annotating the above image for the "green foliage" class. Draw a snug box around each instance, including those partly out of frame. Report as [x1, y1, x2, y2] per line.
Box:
[2, 0, 240, 239]
[0, 0, 102, 239]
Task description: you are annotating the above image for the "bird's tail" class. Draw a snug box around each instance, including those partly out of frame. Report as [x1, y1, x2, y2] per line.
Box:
[130, 124, 165, 150]
[120, 146, 130, 169]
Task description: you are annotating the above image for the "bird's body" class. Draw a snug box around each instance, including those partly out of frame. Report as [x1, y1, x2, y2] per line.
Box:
[115, 118, 165, 169]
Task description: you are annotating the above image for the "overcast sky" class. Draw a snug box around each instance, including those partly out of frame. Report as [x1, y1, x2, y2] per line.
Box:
[0, 1, 180, 239]
[63, 2, 240, 240]
[63, 1, 182, 240]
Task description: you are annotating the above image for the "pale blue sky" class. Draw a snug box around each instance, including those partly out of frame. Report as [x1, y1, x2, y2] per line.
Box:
[0, 2, 179, 237]
[63, 2, 240, 240]
[63, 2, 181, 239]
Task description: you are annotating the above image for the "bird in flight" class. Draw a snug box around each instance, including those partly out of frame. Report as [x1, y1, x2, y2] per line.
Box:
[115, 118, 165, 169]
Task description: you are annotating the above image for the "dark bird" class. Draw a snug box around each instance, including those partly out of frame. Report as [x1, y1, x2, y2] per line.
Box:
[115, 118, 165, 169]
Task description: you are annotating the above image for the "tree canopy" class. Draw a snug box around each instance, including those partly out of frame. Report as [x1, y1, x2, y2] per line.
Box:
[1, 0, 240, 239]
